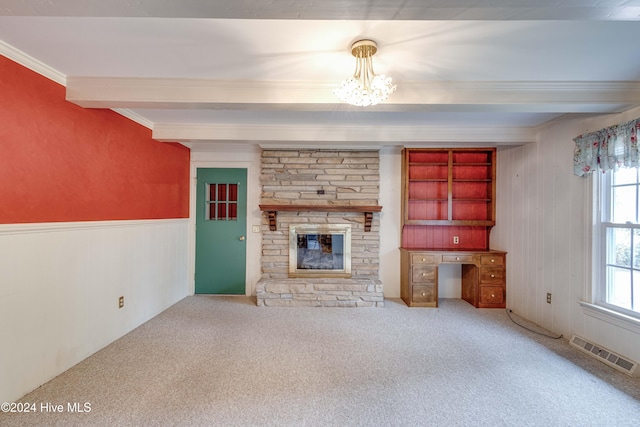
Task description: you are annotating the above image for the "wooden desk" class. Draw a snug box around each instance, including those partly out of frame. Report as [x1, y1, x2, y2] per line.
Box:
[400, 249, 506, 308]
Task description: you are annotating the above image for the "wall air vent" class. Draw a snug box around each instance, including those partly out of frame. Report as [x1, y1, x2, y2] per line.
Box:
[570, 335, 639, 377]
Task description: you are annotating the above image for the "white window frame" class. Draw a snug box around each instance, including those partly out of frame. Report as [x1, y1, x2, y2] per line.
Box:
[590, 169, 640, 324]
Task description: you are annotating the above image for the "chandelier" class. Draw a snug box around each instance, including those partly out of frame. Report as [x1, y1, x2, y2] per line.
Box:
[334, 39, 396, 107]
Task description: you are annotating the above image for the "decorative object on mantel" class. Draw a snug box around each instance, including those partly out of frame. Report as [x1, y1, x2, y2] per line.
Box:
[573, 117, 640, 176]
[259, 204, 382, 232]
[333, 39, 396, 107]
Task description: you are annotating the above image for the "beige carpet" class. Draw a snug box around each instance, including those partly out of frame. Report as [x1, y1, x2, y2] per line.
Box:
[2, 296, 639, 426]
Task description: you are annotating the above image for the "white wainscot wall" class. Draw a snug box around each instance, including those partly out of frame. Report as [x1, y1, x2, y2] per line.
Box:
[0, 219, 189, 403]
[493, 106, 640, 365]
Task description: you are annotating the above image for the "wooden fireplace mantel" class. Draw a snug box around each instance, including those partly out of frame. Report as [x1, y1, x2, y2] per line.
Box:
[259, 204, 383, 232]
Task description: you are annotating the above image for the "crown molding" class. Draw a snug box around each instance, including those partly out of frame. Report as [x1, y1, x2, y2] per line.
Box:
[111, 108, 154, 129]
[0, 40, 66, 86]
[0, 43, 156, 130]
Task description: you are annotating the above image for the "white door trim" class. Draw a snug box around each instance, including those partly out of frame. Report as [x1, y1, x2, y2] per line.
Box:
[189, 160, 257, 296]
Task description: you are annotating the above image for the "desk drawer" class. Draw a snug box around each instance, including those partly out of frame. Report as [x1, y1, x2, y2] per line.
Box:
[411, 254, 436, 264]
[412, 266, 436, 282]
[479, 267, 504, 282]
[412, 285, 436, 303]
[442, 254, 474, 263]
[479, 286, 504, 305]
[480, 255, 504, 266]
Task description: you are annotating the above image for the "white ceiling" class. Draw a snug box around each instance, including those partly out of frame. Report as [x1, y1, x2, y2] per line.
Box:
[1, 0, 640, 147]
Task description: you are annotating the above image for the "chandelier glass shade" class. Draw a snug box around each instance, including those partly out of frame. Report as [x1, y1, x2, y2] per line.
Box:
[334, 40, 396, 107]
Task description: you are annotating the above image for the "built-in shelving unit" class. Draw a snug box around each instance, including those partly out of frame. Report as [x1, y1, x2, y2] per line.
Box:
[400, 148, 505, 308]
[404, 149, 495, 225]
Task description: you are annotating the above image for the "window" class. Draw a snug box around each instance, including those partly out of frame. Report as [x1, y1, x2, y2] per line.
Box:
[598, 167, 640, 317]
[205, 183, 238, 221]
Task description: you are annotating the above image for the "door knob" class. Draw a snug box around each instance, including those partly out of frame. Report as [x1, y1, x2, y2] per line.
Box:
[239, 236, 245, 241]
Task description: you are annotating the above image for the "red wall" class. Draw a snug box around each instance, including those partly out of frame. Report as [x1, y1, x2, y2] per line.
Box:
[0, 56, 190, 224]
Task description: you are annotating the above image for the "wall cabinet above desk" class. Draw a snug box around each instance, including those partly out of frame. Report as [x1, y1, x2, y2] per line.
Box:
[402, 148, 496, 250]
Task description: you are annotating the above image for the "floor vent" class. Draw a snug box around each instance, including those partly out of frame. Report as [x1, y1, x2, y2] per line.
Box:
[570, 335, 639, 377]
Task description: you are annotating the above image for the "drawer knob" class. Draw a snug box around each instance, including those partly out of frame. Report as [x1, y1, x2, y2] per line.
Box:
[422, 258, 426, 261]
[491, 259, 495, 263]
[491, 294, 495, 298]
[490, 274, 495, 278]
[422, 292, 426, 296]
[422, 273, 426, 276]
[456, 257, 460, 260]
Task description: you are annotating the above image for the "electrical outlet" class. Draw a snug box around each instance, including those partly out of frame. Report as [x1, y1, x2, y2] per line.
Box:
[453, 236, 459, 244]
[252, 225, 260, 233]
[546, 293, 551, 304]
[119, 296, 124, 309]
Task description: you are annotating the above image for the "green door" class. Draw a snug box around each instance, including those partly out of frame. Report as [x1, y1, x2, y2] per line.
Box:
[195, 168, 247, 294]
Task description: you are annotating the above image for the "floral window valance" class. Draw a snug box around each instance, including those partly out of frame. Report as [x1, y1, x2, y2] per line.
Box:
[573, 117, 640, 176]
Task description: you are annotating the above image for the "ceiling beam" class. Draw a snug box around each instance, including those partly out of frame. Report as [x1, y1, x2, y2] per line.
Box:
[66, 77, 640, 114]
[2, 0, 639, 21]
[152, 122, 536, 145]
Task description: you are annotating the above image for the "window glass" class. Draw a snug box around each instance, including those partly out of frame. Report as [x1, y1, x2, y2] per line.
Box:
[612, 186, 636, 223]
[635, 270, 640, 311]
[608, 228, 631, 267]
[229, 184, 238, 202]
[217, 202, 227, 220]
[210, 184, 217, 202]
[606, 266, 632, 310]
[205, 182, 239, 221]
[217, 184, 227, 202]
[612, 167, 637, 186]
[634, 229, 640, 269]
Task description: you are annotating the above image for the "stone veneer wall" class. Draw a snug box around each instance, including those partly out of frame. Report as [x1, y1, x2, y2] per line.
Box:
[257, 149, 383, 307]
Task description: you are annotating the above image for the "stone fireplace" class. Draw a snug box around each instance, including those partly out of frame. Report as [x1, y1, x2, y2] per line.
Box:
[256, 149, 383, 307]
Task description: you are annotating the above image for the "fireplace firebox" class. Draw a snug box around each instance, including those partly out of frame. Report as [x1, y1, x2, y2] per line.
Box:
[289, 224, 351, 278]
